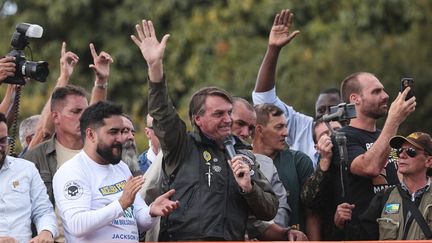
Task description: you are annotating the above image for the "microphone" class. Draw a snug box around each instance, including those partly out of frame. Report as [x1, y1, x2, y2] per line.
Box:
[223, 136, 237, 159]
[223, 136, 244, 177]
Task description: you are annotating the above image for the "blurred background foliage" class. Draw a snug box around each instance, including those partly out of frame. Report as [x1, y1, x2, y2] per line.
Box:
[1, 0, 431, 152]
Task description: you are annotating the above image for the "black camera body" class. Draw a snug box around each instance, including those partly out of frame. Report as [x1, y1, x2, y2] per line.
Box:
[322, 103, 356, 122]
[3, 23, 49, 85]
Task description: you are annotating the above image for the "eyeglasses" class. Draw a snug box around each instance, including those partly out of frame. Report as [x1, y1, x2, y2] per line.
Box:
[396, 147, 426, 158]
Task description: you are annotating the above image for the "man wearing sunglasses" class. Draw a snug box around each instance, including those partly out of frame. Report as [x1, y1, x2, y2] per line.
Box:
[335, 132, 432, 240]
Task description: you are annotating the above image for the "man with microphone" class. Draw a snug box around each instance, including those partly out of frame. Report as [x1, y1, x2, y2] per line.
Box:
[131, 19, 278, 241]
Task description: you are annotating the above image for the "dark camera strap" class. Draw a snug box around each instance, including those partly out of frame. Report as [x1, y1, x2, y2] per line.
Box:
[396, 185, 432, 239]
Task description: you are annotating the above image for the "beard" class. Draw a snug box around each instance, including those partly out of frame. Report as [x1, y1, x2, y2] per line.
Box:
[96, 142, 122, 165]
[363, 105, 387, 119]
[122, 140, 142, 176]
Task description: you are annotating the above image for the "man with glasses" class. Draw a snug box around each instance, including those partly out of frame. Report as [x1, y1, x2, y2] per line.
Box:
[0, 112, 57, 242]
[335, 132, 432, 240]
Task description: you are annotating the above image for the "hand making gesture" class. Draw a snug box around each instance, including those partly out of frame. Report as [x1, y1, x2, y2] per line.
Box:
[131, 19, 169, 82]
[269, 9, 300, 49]
[89, 43, 113, 82]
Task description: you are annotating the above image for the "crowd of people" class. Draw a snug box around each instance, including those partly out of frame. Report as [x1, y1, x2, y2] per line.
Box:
[0, 8, 430, 243]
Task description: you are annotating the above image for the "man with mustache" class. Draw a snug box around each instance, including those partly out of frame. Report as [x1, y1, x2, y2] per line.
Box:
[121, 115, 142, 176]
[52, 101, 179, 243]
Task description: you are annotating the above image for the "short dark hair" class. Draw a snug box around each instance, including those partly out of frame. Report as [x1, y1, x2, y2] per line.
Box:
[340, 72, 375, 103]
[79, 101, 123, 138]
[255, 103, 284, 126]
[319, 87, 341, 97]
[51, 85, 88, 111]
[0, 112, 7, 124]
[188, 87, 232, 127]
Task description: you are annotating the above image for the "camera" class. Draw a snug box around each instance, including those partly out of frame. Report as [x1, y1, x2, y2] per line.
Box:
[3, 23, 49, 85]
[321, 103, 356, 122]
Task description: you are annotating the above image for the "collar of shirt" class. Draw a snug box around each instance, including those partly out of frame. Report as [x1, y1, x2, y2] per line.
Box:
[401, 177, 431, 201]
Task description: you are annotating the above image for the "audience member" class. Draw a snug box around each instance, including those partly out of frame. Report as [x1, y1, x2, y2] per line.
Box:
[252, 9, 341, 169]
[121, 114, 141, 176]
[137, 114, 160, 173]
[52, 101, 178, 242]
[253, 103, 314, 232]
[0, 112, 57, 243]
[335, 132, 432, 240]
[315, 88, 342, 118]
[231, 97, 256, 142]
[321, 72, 415, 240]
[131, 19, 278, 241]
[230, 97, 291, 231]
[300, 120, 342, 240]
[18, 114, 40, 156]
[28, 42, 111, 151]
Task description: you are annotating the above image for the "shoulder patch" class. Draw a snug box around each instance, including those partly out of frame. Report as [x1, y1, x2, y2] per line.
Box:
[64, 180, 83, 200]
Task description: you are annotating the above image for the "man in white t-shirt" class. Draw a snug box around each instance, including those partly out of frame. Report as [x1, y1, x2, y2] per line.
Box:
[53, 101, 179, 243]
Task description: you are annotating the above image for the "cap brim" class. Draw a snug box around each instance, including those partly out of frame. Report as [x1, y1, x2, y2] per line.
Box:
[390, 135, 424, 151]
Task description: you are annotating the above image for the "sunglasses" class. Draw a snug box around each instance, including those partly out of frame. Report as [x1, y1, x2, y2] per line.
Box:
[396, 147, 425, 158]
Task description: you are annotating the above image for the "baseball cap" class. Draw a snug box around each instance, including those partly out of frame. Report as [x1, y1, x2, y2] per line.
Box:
[390, 132, 432, 155]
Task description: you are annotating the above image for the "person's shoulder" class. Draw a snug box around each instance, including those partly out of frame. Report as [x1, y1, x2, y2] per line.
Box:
[8, 156, 37, 170]
[23, 137, 55, 158]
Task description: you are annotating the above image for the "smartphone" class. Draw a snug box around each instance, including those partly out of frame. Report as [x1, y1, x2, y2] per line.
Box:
[401, 78, 414, 100]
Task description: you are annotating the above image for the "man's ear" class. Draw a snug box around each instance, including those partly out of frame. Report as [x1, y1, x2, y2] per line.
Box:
[255, 124, 263, 136]
[52, 111, 59, 124]
[350, 93, 360, 105]
[86, 128, 96, 143]
[193, 115, 202, 127]
[425, 155, 432, 169]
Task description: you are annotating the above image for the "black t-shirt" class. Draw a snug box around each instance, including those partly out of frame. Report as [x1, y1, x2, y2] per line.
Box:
[325, 126, 399, 239]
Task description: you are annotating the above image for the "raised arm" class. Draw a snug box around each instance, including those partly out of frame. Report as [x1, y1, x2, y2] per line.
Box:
[89, 43, 113, 104]
[254, 9, 299, 92]
[28, 42, 79, 150]
[131, 20, 169, 83]
[350, 88, 415, 177]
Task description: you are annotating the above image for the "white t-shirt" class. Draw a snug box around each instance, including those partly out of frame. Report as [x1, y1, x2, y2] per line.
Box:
[53, 151, 156, 243]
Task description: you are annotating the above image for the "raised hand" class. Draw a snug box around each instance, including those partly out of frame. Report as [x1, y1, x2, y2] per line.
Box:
[131, 20, 169, 68]
[316, 134, 333, 171]
[269, 9, 300, 49]
[59, 42, 79, 80]
[386, 87, 416, 127]
[89, 43, 113, 82]
[149, 189, 179, 217]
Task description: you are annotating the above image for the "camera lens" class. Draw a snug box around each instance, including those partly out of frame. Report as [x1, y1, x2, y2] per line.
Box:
[22, 61, 49, 82]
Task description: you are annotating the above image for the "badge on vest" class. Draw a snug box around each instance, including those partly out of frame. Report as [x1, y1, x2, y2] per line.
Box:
[384, 203, 400, 214]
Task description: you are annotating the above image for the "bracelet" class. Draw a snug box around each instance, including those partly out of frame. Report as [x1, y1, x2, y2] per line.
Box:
[94, 81, 108, 89]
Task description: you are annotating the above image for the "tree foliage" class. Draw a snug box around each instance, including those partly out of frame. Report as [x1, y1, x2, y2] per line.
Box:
[1, 0, 431, 150]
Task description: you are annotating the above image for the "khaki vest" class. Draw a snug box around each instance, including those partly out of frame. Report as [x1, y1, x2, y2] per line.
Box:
[378, 186, 432, 240]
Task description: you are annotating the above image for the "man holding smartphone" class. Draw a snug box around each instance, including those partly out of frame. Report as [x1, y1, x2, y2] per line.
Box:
[325, 72, 416, 240]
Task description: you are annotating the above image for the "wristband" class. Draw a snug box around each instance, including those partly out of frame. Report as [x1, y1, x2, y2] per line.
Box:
[94, 81, 108, 89]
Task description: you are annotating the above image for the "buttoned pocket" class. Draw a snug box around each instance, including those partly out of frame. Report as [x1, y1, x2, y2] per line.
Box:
[377, 217, 399, 240]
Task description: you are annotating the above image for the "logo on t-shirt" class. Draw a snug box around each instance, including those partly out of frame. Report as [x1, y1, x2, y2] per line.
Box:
[64, 180, 83, 200]
[99, 180, 127, 196]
